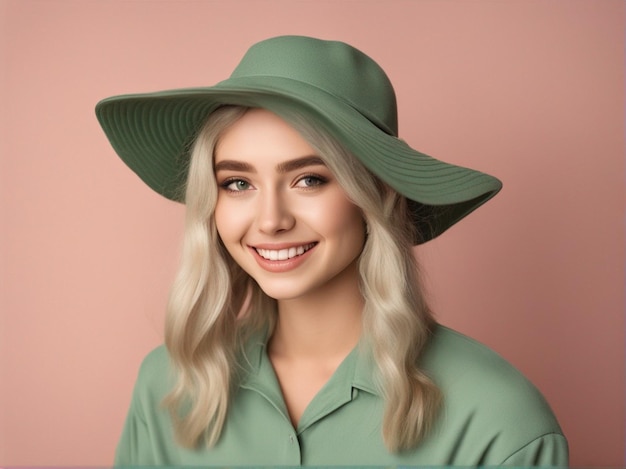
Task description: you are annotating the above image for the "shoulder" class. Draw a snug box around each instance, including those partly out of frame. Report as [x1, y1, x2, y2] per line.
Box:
[420, 326, 567, 464]
[424, 326, 553, 401]
[422, 325, 561, 427]
[115, 345, 176, 465]
[131, 345, 174, 402]
[137, 344, 170, 373]
[423, 326, 534, 383]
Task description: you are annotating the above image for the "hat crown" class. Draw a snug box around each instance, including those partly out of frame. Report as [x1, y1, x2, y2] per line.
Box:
[229, 36, 399, 135]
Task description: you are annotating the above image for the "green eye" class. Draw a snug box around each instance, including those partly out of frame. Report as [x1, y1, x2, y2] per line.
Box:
[222, 179, 251, 191]
[296, 175, 327, 188]
[234, 180, 250, 190]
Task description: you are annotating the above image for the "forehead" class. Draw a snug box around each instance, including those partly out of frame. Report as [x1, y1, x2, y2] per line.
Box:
[214, 108, 317, 165]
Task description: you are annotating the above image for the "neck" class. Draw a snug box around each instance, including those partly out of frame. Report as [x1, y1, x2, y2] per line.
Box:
[269, 261, 364, 362]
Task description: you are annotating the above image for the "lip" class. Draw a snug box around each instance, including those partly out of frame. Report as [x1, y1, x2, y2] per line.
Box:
[248, 242, 318, 273]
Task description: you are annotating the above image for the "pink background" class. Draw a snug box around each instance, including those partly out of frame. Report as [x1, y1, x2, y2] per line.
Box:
[1, 0, 623, 465]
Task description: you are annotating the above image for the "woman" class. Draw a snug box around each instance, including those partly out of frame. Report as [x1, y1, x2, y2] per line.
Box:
[96, 35, 568, 466]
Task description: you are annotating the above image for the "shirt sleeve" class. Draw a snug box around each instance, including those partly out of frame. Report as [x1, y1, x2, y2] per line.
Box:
[500, 433, 569, 467]
[114, 346, 172, 466]
[114, 390, 156, 466]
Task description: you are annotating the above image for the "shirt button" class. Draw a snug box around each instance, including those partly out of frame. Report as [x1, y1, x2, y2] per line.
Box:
[289, 435, 295, 444]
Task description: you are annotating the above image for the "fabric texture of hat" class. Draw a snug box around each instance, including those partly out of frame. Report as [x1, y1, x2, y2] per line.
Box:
[95, 35, 502, 244]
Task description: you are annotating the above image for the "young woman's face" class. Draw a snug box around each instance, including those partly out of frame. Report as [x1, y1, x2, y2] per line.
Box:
[213, 108, 365, 302]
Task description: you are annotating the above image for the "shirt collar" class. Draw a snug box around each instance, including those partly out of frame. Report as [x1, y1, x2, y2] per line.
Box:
[239, 330, 381, 432]
[351, 342, 380, 395]
[239, 331, 380, 397]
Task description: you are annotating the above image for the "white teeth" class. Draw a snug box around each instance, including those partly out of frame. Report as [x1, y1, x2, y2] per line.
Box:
[256, 243, 315, 261]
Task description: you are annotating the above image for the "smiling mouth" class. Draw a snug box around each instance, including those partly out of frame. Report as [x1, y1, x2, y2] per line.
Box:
[254, 243, 317, 261]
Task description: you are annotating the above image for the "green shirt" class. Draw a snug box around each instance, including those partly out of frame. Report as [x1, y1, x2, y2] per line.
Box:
[115, 325, 568, 466]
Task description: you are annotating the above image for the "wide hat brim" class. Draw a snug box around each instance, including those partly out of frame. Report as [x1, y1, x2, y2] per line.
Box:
[96, 75, 501, 244]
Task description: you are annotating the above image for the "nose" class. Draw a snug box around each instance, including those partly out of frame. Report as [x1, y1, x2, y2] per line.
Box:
[256, 188, 295, 235]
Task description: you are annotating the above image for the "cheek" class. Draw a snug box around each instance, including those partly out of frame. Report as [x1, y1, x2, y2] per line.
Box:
[214, 197, 242, 243]
[335, 205, 364, 236]
[214, 200, 226, 238]
[306, 193, 364, 246]
[341, 207, 367, 250]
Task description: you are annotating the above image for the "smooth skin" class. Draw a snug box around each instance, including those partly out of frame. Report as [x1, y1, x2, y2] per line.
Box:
[214, 109, 366, 427]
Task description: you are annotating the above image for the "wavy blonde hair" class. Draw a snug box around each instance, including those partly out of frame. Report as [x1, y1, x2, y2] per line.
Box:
[163, 105, 441, 452]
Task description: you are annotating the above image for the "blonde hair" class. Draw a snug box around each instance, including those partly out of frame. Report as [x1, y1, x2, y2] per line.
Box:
[164, 105, 441, 452]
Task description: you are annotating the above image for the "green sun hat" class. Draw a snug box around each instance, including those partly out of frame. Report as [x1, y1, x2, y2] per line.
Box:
[95, 35, 502, 244]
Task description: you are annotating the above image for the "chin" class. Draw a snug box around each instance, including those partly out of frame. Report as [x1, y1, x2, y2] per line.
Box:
[253, 278, 316, 302]
[257, 286, 306, 301]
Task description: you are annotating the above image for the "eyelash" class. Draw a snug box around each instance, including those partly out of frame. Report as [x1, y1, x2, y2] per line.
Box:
[220, 178, 252, 193]
[219, 173, 328, 193]
[295, 173, 328, 188]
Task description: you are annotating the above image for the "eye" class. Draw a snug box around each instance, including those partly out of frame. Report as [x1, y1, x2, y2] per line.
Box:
[295, 174, 327, 188]
[221, 179, 252, 192]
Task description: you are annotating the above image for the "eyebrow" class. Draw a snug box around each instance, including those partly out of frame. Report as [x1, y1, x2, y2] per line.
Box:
[213, 160, 254, 173]
[277, 156, 326, 173]
[214, 156, 326, 173]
